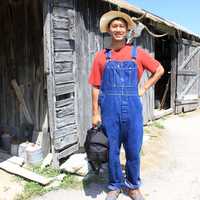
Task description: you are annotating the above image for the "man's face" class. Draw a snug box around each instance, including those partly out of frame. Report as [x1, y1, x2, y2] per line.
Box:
[108, 18, 128, 41]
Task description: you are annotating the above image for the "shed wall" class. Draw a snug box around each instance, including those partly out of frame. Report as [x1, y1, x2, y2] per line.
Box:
[74, 0, 156, 146]
[0, 1, 46, 142]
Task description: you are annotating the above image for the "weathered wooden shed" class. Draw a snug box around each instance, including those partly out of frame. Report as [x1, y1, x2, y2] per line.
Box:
[0, 0, 47, 152]
[0, 0, 200, 166]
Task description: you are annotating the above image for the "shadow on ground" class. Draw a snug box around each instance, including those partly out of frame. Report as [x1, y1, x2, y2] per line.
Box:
[82, 172, 108, 198]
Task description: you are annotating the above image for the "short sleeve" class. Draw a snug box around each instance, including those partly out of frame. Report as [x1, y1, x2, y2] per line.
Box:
[88, 52, 103, 87]
[138, 48, 160, 73]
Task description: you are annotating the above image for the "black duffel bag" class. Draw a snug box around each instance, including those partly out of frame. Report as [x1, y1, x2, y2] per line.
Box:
[84, 125, 108, 173]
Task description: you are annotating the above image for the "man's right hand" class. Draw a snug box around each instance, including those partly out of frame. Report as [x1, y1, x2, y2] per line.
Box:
[92, 113, 101, 127]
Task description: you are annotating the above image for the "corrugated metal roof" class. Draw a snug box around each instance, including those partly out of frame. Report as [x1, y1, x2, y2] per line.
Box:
[102, 0, 200, 39]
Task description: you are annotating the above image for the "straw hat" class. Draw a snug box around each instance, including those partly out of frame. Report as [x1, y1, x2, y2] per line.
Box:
[99, 10, 136, 33]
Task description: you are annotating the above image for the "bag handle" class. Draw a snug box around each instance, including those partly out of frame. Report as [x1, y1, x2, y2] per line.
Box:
[92, 122, 102, 130]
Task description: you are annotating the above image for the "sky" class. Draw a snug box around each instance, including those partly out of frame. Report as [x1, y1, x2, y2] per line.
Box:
[127, 0, 199, 36]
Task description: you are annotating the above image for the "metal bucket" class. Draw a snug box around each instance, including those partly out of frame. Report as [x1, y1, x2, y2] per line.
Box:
[18, 142, 30, 160]
[26, 144, 43, 165]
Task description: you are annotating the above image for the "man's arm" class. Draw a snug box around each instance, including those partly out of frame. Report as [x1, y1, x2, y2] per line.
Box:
[139, 64, 164, 96]
[92, 86, 101, 126]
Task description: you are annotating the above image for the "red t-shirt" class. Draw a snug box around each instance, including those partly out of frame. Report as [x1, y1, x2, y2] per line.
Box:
[89, 44, 160, 86]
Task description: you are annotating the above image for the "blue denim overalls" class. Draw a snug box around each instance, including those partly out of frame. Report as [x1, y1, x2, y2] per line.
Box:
[99, 46, 143, 190]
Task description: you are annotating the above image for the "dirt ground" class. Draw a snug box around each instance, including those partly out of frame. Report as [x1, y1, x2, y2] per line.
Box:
[0, 169, 23, 200]
[142, 109, 200, 200]
[0, 151, 23, 200]
[1, 109, 200, 200]
[0, 149, 24, 200]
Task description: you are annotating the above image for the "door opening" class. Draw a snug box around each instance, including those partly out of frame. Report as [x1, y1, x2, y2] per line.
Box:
[0, 0, 44, 154]
[154, 37, 172, 110]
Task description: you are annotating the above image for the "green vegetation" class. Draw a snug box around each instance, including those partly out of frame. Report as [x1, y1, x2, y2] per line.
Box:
[144, 118, 165, 136]
[152, 120, 165, 129]
[60, 173, 81, 189]
[144, 126, 151, 134]
[15, 165, 80, 200]
[15, 181, 50, 200]
[143, 118, 165, 141]
[15, 117, 166, 200]
[28, 165, 60, 177]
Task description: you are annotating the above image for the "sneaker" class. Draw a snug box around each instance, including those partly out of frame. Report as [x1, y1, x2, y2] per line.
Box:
[105, 189, 121, 200]
[127, 189, 145, 200]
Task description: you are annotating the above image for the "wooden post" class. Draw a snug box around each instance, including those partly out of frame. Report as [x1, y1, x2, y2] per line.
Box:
[43, 0, 59, 167]
[11, 79, 33, 124]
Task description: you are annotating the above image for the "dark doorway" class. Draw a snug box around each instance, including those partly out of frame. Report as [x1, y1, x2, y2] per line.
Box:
[154, 37, 172, 110]
[0, 0, 45, 153]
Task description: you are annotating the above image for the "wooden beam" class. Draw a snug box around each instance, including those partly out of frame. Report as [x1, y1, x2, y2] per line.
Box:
[55, 72, 74, 85]
[54, 133, 78, 150]
[55, 83, 74, 96]
[181, 38, 200, 47]
[178, 47, 200, 71]
[58, 144, 79, 160]
[56, 98, 74, 108]
[175, 99, 199, 105]
[11, 79, 33, 124]
[178, 75, 200, 99]
[0, 161, 50, 185]
[53, 0, 74, 8]
[177, 70, 197, 76]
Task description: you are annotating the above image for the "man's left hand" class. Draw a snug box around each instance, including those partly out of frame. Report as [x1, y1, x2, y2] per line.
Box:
[138, 87, 146, 96]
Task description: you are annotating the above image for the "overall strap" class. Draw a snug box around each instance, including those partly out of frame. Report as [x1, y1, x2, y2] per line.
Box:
[105, 48, 112, 60]
[131, 46, 137, 59]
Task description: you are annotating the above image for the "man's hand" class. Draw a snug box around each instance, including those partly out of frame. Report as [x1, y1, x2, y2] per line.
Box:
[138, 87, 146, 97]
[139, 64, 164, 96]
[92, 113, 101, 127]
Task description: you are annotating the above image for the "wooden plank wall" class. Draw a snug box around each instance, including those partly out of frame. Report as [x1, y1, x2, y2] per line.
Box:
[171, 41, 178, 111]
[46, 0, 79, 165]
[136, 31, 155, 124]
[176, 39, 200, 113]
[75, 0, 104, 146]
[0, 1, 45, 142]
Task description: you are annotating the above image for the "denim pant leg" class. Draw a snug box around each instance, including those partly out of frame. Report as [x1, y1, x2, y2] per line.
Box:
[102, 115, 124, 190]
[123, 98, 143, 189]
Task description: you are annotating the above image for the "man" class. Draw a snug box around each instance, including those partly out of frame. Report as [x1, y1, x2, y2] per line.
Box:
[88, 10, 164, 200]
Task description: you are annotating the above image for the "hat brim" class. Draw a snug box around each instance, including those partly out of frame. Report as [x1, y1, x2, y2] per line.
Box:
[100, 11, 136, 33]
